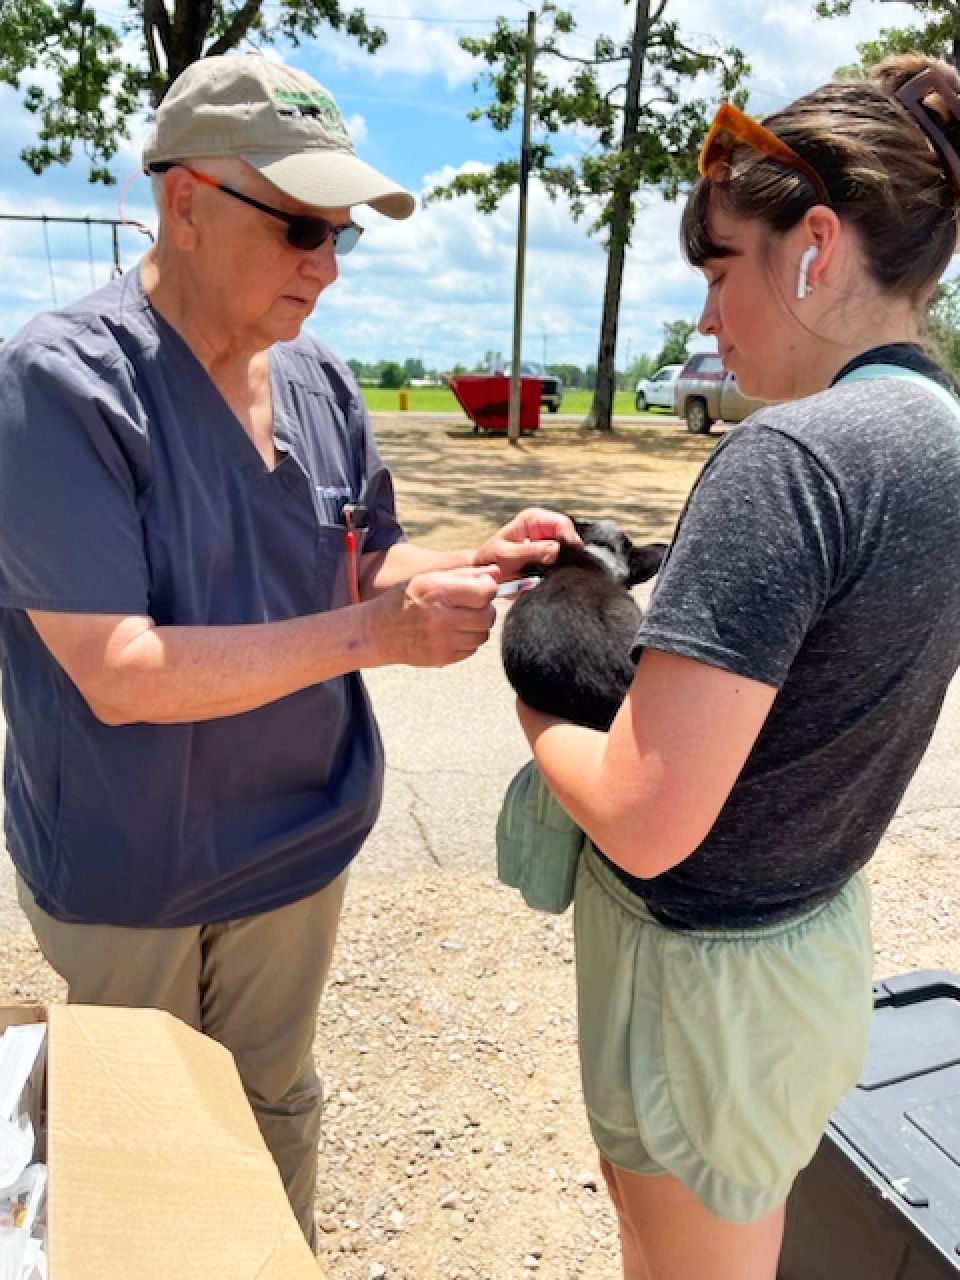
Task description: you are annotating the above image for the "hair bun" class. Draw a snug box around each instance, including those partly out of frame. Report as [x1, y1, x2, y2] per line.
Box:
[870, 53, 960, 198]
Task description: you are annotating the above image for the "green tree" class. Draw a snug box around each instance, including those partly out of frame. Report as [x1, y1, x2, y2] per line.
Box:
[654, 318, 694, 367]
[814, 0, 959, 72]
[550, 361, 584, 387]
[928, 275, 960, 379]
[379, 361, 405, 389]
[426, 1, 747, 431]
[0, 1, 387, 184]
[624, 352, 655, 387]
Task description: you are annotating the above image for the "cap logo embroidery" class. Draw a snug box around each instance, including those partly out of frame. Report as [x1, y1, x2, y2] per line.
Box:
[273, 88, 348, 136]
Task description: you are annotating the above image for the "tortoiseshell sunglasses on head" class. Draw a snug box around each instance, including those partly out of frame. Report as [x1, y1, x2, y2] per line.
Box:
[698, 102, 833, 206]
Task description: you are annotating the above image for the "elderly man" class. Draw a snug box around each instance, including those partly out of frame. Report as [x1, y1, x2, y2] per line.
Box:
[0, 53, 572, 1246]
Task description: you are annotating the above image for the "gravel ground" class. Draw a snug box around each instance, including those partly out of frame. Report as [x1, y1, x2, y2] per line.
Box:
[1, 850, 956, 1280]
[0, 415, 956, 1279]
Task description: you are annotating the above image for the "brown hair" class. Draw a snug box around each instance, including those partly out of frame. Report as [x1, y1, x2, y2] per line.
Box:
[681, 54, 960, 304]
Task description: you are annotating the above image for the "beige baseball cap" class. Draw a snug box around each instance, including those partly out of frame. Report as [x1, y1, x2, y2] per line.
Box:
[143, 53, 415, 219]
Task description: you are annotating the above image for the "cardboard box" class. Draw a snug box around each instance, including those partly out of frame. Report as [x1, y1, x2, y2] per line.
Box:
[0, 1003, 325, 1279]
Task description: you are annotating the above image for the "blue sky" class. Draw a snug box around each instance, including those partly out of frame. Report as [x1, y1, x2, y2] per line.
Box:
[0, 0, 926, 370]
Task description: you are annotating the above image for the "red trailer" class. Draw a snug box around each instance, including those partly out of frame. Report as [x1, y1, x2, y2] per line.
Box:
[447, 374, 542, 433]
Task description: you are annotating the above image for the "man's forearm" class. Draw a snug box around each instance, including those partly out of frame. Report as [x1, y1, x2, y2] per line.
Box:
[359, 542, 476, 595]
[84, 607, 384, 725]
[30, 562, 501, 728]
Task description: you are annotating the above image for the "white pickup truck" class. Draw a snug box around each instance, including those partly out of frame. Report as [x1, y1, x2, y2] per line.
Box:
[673, 352, 766, 433]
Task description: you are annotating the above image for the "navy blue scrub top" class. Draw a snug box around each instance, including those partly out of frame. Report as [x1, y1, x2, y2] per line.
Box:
[0, 267, 405, 926]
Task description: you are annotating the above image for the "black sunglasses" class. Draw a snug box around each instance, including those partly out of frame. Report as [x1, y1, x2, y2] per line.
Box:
[147, 162, 363, 254]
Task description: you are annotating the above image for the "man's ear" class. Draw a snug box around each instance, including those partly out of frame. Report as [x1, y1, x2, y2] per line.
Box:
[163, 168, 203, 251]
[626, 541, 669, 586]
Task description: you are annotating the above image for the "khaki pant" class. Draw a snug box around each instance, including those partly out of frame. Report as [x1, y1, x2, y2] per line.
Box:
[17, 872, 348, 1249]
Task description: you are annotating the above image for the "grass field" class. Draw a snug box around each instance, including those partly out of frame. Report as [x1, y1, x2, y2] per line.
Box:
[359, 384, 671, 419]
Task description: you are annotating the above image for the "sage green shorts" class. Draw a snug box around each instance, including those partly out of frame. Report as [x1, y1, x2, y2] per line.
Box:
[575, 845, 873, 1223]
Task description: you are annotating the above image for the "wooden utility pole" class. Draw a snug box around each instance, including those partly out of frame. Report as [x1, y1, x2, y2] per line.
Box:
[508, 10, 536, 445]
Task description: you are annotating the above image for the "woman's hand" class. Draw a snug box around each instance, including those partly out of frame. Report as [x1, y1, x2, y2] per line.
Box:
[474, 508, 580, 579]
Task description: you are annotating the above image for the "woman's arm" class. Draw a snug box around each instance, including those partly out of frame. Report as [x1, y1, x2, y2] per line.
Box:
[519, 648, 777, 879]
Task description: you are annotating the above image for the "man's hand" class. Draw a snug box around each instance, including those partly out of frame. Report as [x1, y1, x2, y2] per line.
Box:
[473, 508, 580, 579]
[365, 565, 501, 668]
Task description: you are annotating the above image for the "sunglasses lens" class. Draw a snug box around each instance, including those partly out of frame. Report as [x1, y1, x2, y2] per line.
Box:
[333, 224, 361, 257]
[287, 218, 332, 251]
[700, 128, 734, 177]
[286, 220, 362, 254]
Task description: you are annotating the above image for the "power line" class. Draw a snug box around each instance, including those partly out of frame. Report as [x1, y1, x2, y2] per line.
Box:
[364, 12, 506, 21]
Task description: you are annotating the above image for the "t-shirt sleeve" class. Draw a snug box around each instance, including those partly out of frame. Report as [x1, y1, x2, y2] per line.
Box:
[635, 422, 847, 688]
[0, 337, 150, 614]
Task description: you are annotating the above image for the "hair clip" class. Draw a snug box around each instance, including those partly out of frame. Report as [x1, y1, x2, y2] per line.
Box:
[894, 67, 960, 192]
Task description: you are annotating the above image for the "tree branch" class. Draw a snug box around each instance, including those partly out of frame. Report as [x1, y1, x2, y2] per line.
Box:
[206, 0, 264, 57]
[143, 0, 172, 62]
[539, 45, 627, 66]
[603, 81, 628, 104]
[664, 34, 724, 64]
[877, 0, 960, 12]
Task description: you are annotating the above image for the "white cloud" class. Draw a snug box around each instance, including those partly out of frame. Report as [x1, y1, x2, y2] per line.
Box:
[305, 4, 479, 88]
[303, 161, 706, 369]
[345, 113, 368, 145]
[0, 1, 947, 365]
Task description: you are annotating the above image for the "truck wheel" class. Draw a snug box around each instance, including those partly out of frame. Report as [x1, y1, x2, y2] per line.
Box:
[548, 403, 559, 413]
[685, 399, 712, 434]
[635, 392, 647, 412]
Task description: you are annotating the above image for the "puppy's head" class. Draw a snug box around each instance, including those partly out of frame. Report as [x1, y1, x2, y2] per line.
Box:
[570, 518, 667, 586]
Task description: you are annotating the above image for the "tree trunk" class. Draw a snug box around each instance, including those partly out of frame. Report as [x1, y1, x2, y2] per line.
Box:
[150, 0, 267, 103]
[169, 0, 214, 79]
[586, 0, 651, 431]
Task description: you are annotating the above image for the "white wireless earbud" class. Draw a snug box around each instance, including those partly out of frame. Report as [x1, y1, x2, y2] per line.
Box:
[797, 246, 818, 300]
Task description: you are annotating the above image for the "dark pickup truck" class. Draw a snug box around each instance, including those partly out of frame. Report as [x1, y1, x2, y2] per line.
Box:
[504, 362, 564, 413]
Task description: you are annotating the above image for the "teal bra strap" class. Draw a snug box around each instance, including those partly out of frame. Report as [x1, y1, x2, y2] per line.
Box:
[839, 362, 960, 421]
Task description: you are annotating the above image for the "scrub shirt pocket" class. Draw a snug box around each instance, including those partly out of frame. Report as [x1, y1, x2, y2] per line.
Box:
[315, 520, 367, 612]
[256, 464, 366, 617]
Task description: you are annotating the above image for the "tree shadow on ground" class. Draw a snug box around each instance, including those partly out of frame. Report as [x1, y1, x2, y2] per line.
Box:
[372, 415, 723, 548]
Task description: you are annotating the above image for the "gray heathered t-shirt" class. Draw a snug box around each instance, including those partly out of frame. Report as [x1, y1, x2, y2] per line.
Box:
[0, 267, 404, 927]
[615, 348, 960, 928]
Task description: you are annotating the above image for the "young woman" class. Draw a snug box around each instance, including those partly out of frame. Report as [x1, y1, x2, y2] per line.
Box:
[516, 54, 960, 1280]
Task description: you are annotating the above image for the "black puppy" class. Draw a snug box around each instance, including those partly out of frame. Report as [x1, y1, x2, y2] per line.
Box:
[501, 519, 668, 731]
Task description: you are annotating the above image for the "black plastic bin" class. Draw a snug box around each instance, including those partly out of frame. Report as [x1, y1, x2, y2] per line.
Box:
[779, 970, 960, 1280]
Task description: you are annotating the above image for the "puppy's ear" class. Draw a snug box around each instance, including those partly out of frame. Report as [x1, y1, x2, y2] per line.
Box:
[626, 541, 669, 586]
